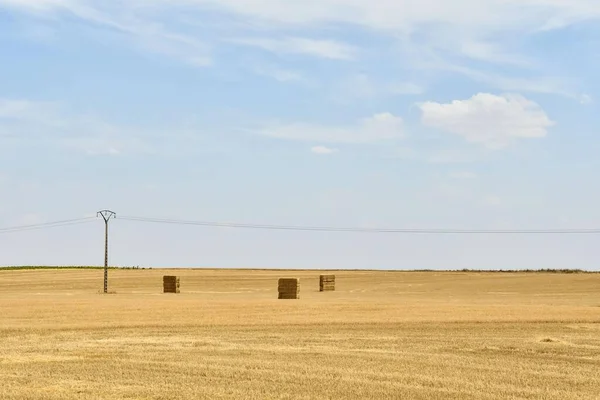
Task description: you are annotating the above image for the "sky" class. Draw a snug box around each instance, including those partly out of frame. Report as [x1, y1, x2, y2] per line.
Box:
[1, 0, 599, 269]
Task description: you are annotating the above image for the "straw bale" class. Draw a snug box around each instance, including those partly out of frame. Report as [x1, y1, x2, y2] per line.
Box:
[163, 276, 180, 293]
[319, 274, 336, 291]
[278, 278, 299, 299]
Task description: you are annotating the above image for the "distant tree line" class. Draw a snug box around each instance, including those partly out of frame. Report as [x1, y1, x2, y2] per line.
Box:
[0, 266, 151, 271]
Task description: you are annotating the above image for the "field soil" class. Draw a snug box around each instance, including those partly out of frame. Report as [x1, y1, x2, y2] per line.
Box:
[0, 269, 599, 399]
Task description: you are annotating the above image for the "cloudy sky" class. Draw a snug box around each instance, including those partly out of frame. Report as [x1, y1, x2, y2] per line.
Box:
[1, 0, 599, 269]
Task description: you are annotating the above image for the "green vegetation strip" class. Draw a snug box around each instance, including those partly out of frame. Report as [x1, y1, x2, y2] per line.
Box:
[0, 266, 148, 271]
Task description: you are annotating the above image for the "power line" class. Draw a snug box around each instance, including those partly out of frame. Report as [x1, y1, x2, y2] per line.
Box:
[0, 217, 96, 234]
[119, 215, 600, 234]
[3, 214, 600, 235]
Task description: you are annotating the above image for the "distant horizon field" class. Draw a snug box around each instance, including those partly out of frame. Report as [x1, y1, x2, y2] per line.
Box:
[1, 265, 600, 273]
[1, 269, 599, 399]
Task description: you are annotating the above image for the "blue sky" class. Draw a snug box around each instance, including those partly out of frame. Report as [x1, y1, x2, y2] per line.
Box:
[1, 0, 599, 269]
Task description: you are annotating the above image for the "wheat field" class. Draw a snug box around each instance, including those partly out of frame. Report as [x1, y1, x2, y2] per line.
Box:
[0, 268, 599, 399]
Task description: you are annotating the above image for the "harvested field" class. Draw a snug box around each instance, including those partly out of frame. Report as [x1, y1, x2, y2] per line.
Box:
[0, 268, 599, 399]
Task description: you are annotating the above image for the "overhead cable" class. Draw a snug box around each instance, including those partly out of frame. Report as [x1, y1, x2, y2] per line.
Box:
[4, 214, 600, 235]
[0, 217, 96, 234]
[118, 215, 600, 234]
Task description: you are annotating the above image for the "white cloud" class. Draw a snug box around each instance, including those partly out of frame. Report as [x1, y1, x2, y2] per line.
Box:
[458, 40, 535, 68]
[230, 37, 357, 60]
[580, 94, 593, 105]
[390, 82, 425, 95]
[399, 45, 581, 98]
[252, 64, 305, 82]
[0, 99, 60, 121]
[133, 30, 211, 67]
[311, 146, 338, 155]
[331, 74, 424, 102]
[450, 65, 579, 98]
[259, 113, 404, 144]
[419, 93, 555, 149]
[1, 0, 597, 101]
[0, 0, 212, 67]
[0, 98, 160, 155]
[158, 0, 600, 32]
[0, 0, 68, 12]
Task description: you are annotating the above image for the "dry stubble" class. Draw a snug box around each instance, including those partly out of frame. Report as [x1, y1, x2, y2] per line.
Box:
[0, 269, 599, 399]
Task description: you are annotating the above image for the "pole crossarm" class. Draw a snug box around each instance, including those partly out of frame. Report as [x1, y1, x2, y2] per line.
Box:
[97, 210, 116, 223]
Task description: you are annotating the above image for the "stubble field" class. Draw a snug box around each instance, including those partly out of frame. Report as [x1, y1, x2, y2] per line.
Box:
[0, 268, 599, 399]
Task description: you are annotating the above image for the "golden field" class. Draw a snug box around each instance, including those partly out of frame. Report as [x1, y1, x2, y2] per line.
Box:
[0, 268, 599, 399]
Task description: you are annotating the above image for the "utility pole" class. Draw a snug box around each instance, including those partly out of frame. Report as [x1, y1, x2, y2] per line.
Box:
[97, 210, 116, 293]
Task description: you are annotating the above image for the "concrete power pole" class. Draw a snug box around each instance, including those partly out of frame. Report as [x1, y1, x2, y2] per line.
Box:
[97, 210, 116, 293]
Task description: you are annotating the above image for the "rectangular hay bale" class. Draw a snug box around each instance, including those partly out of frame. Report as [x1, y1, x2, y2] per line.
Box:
[163, 276, 180, 294]
[319, 274, 336, 291]
[278, 278, 299, 299]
